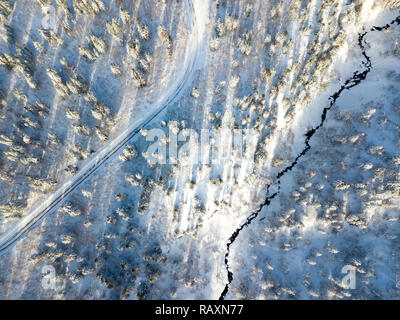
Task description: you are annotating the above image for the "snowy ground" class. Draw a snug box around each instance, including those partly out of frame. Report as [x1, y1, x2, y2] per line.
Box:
[0, 0, 399, 300]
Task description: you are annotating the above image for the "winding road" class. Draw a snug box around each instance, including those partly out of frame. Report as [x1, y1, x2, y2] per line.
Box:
[0, 0, 204, 256]
[2, 1, 399, 301]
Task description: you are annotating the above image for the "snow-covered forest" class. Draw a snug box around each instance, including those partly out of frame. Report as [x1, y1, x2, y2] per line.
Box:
[0, 0, 399, 300]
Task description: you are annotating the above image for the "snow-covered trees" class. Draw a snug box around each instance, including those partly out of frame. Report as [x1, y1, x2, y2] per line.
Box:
[132, 68, 147, 87]
[106, 18, 123, 37]
[127, 39, 141, 60]
[120, 8, 132, 26]
[119, 146, 137, 162]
